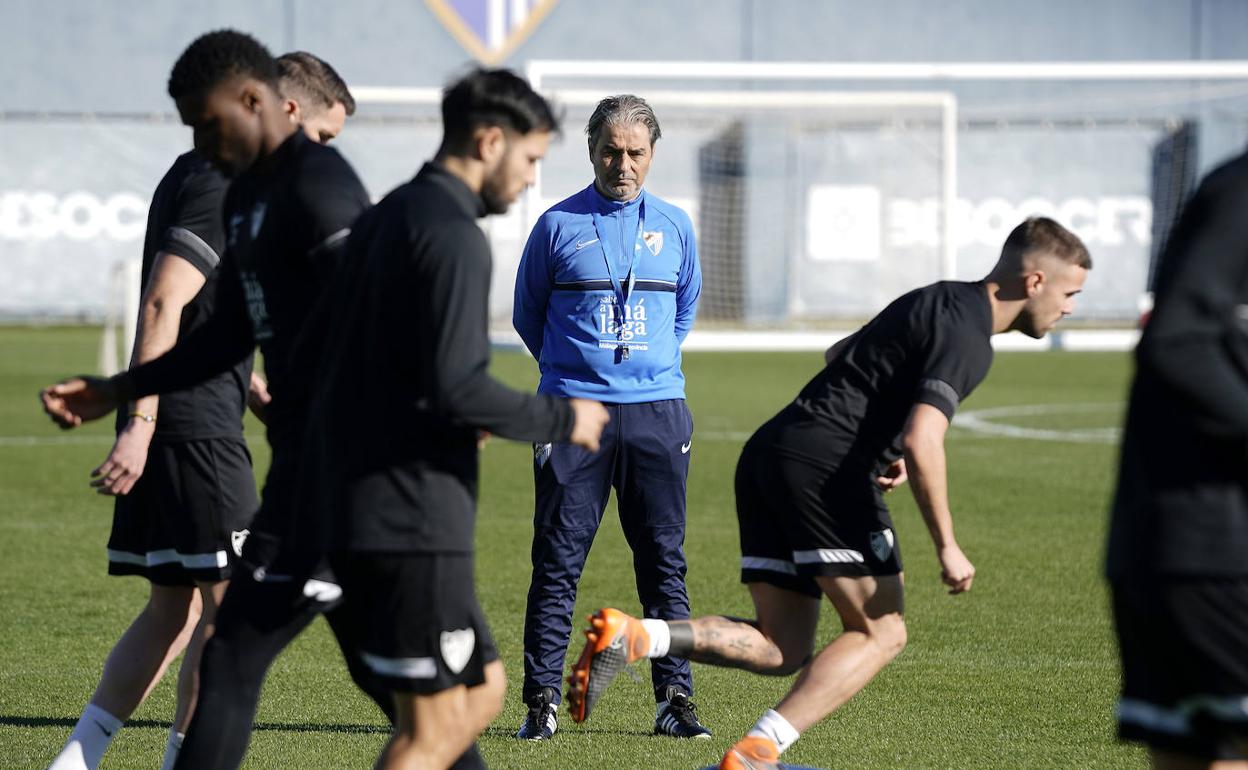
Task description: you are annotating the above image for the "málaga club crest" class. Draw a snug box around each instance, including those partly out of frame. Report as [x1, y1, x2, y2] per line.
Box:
[426, 0, 561, 65]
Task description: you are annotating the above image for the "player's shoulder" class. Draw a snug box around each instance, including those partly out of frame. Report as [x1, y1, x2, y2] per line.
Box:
[927, 280, 990, 325]
[1191, 148, 1248, 203]
[386, 175, 486, 244]
[163, 150, 226, 199]
[293, 137, 360, 184]
[882, 281, 988, 340]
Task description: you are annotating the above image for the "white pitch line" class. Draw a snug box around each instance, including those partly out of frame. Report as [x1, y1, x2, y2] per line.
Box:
[0, 405, 1120, 450]
[953, 403, 1123, 444]
[0, 435, 115, 447]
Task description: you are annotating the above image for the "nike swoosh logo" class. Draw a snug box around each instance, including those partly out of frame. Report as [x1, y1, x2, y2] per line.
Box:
[94, 721, 114, 737]
[575, 238, 599, 250]
[681, 442, 692, 454]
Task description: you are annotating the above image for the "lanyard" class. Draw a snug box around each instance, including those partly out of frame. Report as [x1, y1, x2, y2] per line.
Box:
[591, 197, 645, 360]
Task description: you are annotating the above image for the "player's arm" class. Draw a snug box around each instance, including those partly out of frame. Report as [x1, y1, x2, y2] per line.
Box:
[512, 217, 554, 359]
[41, 254, 255, 428]
[247, 371, 271, 424]
[1137, 171, 1248, 436]
[901, 402, 974, 594]
[91, 252, 207, 495]
[674, 217, 702, 343]
[431, 224, 607, 450]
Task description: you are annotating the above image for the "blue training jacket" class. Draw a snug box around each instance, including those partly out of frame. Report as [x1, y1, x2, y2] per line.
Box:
[513, 184, 701, 402]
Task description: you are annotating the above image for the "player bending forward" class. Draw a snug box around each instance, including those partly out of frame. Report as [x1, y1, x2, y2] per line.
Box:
[566, 217, 1091, 769]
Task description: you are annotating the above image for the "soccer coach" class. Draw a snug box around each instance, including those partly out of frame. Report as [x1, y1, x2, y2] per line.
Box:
[512, 94, 707, 740]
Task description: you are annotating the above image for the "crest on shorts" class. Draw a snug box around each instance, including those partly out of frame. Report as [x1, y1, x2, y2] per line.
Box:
[440, 628, 476, 674]
[426, 0, 561, 65]
[643, 230, 664, 256]
[231, 528, 250, 558]
[869, 528, 895, 561]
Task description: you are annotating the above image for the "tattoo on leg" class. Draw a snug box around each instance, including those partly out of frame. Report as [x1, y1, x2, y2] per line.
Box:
[688, 616, 785, 674]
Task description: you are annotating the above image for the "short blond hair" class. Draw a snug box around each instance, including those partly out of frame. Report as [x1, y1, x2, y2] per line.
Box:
[1001, 217, 1092, 269]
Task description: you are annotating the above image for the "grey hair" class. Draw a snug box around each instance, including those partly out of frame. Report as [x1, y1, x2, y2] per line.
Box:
[585, 94, 661, 147]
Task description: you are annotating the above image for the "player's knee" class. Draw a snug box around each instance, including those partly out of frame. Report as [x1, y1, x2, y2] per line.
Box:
[869, 613, 907, 660]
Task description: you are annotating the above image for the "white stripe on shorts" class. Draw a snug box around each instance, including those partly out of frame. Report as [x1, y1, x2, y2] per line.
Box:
[107, 548, 228, 570]
[1117, 698, 1191, 735]
[361, 651, 437, 679]
[1193, 694, 1248, 722]
[740, 556, 798, 575]
[1118, 695, 1248, 736]
[793, 548, 865, 564]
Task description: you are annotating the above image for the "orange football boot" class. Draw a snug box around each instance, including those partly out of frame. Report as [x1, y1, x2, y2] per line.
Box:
[719, 736, 782, 770]
[565, 608, 651, 723]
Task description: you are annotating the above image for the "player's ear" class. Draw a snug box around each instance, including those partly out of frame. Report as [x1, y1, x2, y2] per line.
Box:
[476, 125, 505, 164]
[1025, 269, 1045, 298]
[283, 98, 300, 124]
[240, 81, 264, 115]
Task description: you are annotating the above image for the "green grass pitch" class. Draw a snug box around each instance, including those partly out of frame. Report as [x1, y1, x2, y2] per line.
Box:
[0, 327, 1145, 768]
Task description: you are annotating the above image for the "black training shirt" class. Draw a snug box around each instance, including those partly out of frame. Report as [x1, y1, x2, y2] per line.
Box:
[1107, 150, 1248, 579]
[304, 162, 576, 554]
[117, 132, 371, 447]
[118, 151, 250, 441]
[771, 280, 994, 476]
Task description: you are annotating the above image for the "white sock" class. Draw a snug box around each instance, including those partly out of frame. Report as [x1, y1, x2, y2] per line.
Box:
[747, 708, 800, 754]
[158, 730, 185, 770]
[639, 618, 671, 658]
[48, 703, 122, 770]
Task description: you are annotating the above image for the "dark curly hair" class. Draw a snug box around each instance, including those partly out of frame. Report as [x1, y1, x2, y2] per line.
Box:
[440, 68, 560, 153]
[167, 30, 279, 101]
[278, 51, 355, 116]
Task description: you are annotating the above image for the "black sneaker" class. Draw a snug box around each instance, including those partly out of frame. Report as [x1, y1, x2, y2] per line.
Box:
[515, 687, 558, 740]
[654, 686, 712, 739]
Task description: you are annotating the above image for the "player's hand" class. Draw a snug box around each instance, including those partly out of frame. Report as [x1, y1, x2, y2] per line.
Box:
[477, 430, 492, 450]
[938, 542, 975, 594]
[568, 398, 609, 452]
[40, 376, 120, 429]
[91, 420, 155, 496]
[874, 458, 907, 492]
[247, 372, 272, 424]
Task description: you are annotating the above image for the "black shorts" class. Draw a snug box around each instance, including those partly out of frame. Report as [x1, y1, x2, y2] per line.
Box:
[1112, 576, 1248, 760]
[735, 425, 903, 597]
[331, 551, 499, 694]
[108, 437, 258, 585]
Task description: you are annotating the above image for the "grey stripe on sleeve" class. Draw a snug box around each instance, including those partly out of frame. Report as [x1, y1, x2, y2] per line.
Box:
[918, 378, 960, 408]
[164, 226, 220, 272]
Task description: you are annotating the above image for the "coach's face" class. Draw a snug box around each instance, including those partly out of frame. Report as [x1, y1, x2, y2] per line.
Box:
[1016, 254, 1088, 338]
[481, 128, 550, 215]
[177, 77, 272, 178]
[590, 121, 653, 202]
